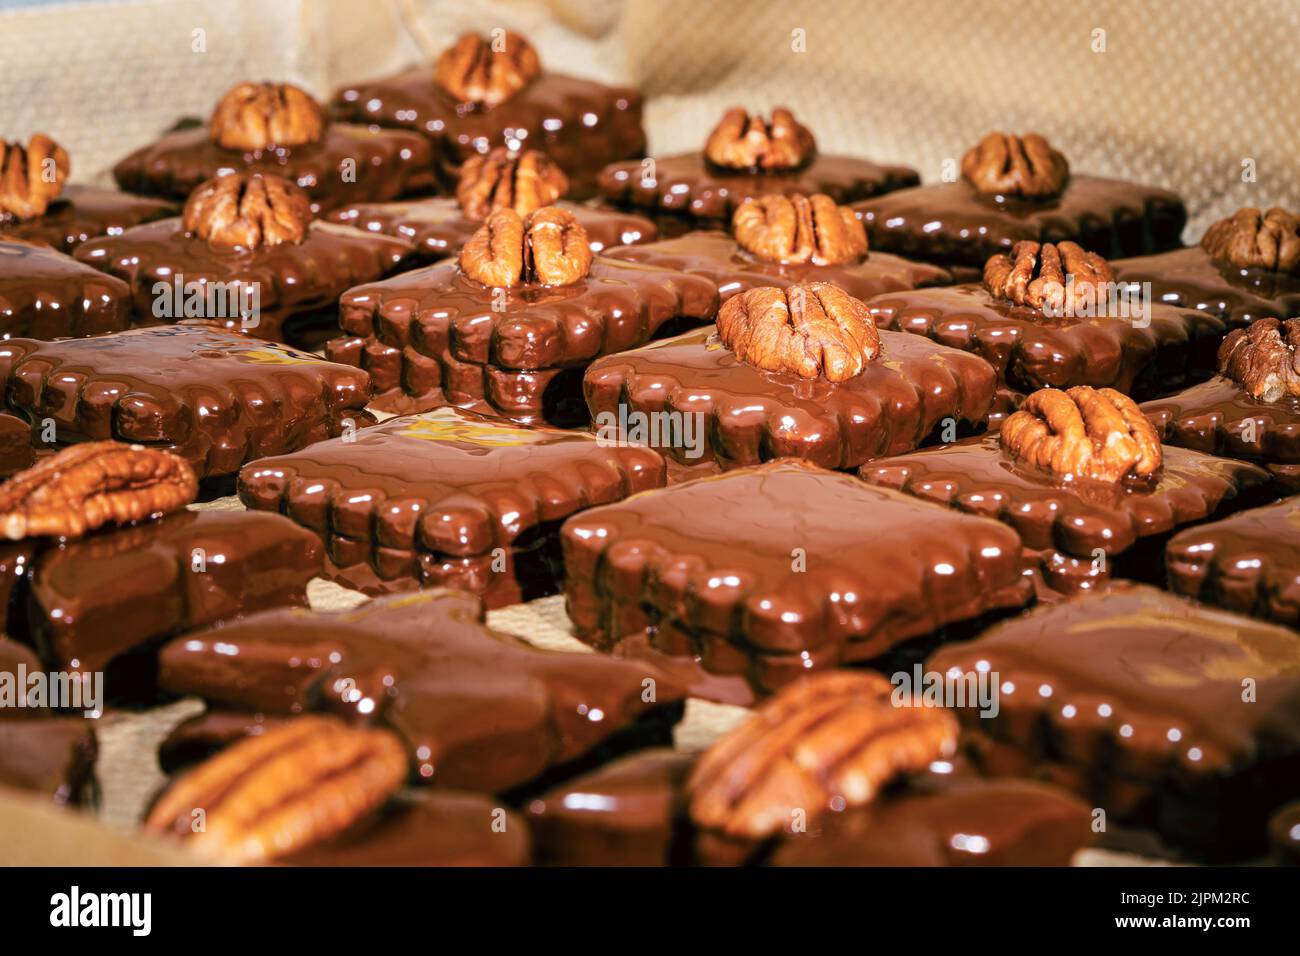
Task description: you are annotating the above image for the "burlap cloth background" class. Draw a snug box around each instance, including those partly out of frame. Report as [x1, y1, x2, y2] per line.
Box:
[5, 0, 1286, 863]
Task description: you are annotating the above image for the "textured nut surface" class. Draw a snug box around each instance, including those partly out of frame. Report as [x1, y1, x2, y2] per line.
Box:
[183, 172, 314, 248]
[459, 206, 592, 287]
[1000, 386, 1163, 483]
[0, 134, 70, 221]
[435, 31, 541, 107]
[0, 441, 197, 540]
[143, 716, 408, 864]
[983, 240, 1115, 310]
[209, 82, 326, 151]
[1201, 207, 1300, 275]
[716, 282, 881, 382]
[704, 108, 816, 171]
[687, 671, 958, 840]
[732, 193, 867, 266]
[456, 147, 569, 220]
[1217, 317, 1300, 403]
[961, 132, 1069, 198]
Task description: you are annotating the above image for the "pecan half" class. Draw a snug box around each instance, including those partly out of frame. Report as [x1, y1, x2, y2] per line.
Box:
[208, 82, 326, 151]
[1201, 207, 1300, 275]
[704, 108, 816, 171]
[715, 282, 881, 382]
[961, 132, 1069, 199]
[459, 206, 592, 287]
[435, 31, 541, 107]
[456, 147, 569, 220]
[983, 240, 1115, 311]
[0, 134, 70, 221]
[732, 193, 867, 266]
[1000, 386, 1163, 483]
[0, 441, 197, 540]
[687, 671, 957, 840]
[143, 717, 408, 863]
[183, 172, 314, 248]
[1217, 317, 1300, 403]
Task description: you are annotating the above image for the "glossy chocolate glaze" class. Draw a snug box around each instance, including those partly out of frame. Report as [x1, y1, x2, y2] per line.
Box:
[1270, 801, 1300, 865]
[601, 229, 952, 305]
[562, 460, 1030, 696]
[1166, 497, 1300, 626]
[771, 772, 1093, 867]
[328, 197, 657, 262]
[238, 406, 666, 606]
[861, 433, 1270, 559]
[0, 239, 133, 340]
[0, 185, 177, 253]
[112, 124, 438, 213]
[584, 327, 996, 471]
[867, 284, 1226, 399]
[0, 324, 374, 478]
[25, 509, 321, 678]
[332, 69, 646, 198]
[1142, 376, 1300, 488]
[0, 718, 97, 805]
[0, 412, 35, 477]
[325, 256, 718, 424]
[157, 709, 290, 771]
[598, 152, 919, 224]
[156, 588, 685, 793]
[928, 584, 1300, 858]
[853, 175, 1187, 268]
[1115, 246, 1300, 328]
[285, 793, 530, 867]
[74, 218, 413, 342]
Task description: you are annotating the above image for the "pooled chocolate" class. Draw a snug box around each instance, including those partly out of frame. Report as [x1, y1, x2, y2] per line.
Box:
[0, 238, 134, 340]
[237, 406, 666, 607]
[156, 588, 685, 793]
[562, 460, 1030, 697]
[0, 324, 374, 478]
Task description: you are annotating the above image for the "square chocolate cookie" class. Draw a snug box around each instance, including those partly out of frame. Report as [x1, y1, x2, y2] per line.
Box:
[0, 238, 133, 340]
[561, 459, 1031, 697]
[238, 406, 666, 608]
[0, 323, 373, 479]
[928, 584, 1300, 859]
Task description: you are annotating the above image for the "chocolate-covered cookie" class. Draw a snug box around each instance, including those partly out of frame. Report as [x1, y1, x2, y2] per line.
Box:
[238, 406, 666, 607]
[156, 588, 686, 793]
[0, 323, 373, 479]
[562, 459, 1030, 697]
[0, 412, 37, 478]
[0, 719, 97, 806]
[0, 238, 133, 340]
[114, 82, 437, 213]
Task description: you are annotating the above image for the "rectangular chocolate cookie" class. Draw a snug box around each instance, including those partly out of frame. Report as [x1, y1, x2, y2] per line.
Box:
[0, 324, 373, 478]
[1115, 246, 1300, 328]
[238, 406, 666, 607]
[0, 239, 133, 340]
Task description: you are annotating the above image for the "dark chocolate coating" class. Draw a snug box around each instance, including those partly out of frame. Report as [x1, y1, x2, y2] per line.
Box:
[112, 123, 438, 213]
[0, 324, 374, 478]
[27, 509, 322, 676]
[1142, 376, 1300, 489]
[866, 284, 1226, 400]
[0, 718, 97, 806]
[0, 185, 177, 253]
[0, 412, 35, 477]
[861, 433, 1270, 559]
[770, 774, 1093, 867]
[1115, 246, 1300, 328]
[598, 152, 920, 225]
[332, 70, 646, 198]
[156, 588, 685, 793]
[0, 239, 133, 340]
[1270, 801, 1300, 865]
[584, 327, 997, 471]
[285, 793, 530, 867]
[324, 256, 718, 424]
[238, 406, 666, 607]
[562, 459, 1030, 696]
[328, 198, 657, 263]
[853, 175, 1187, 268]
[1166, 496, 1300, 626]
[74, 218, 413, 342]
[601, 229, 951, 304]
[928, 584, 1300, 859]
